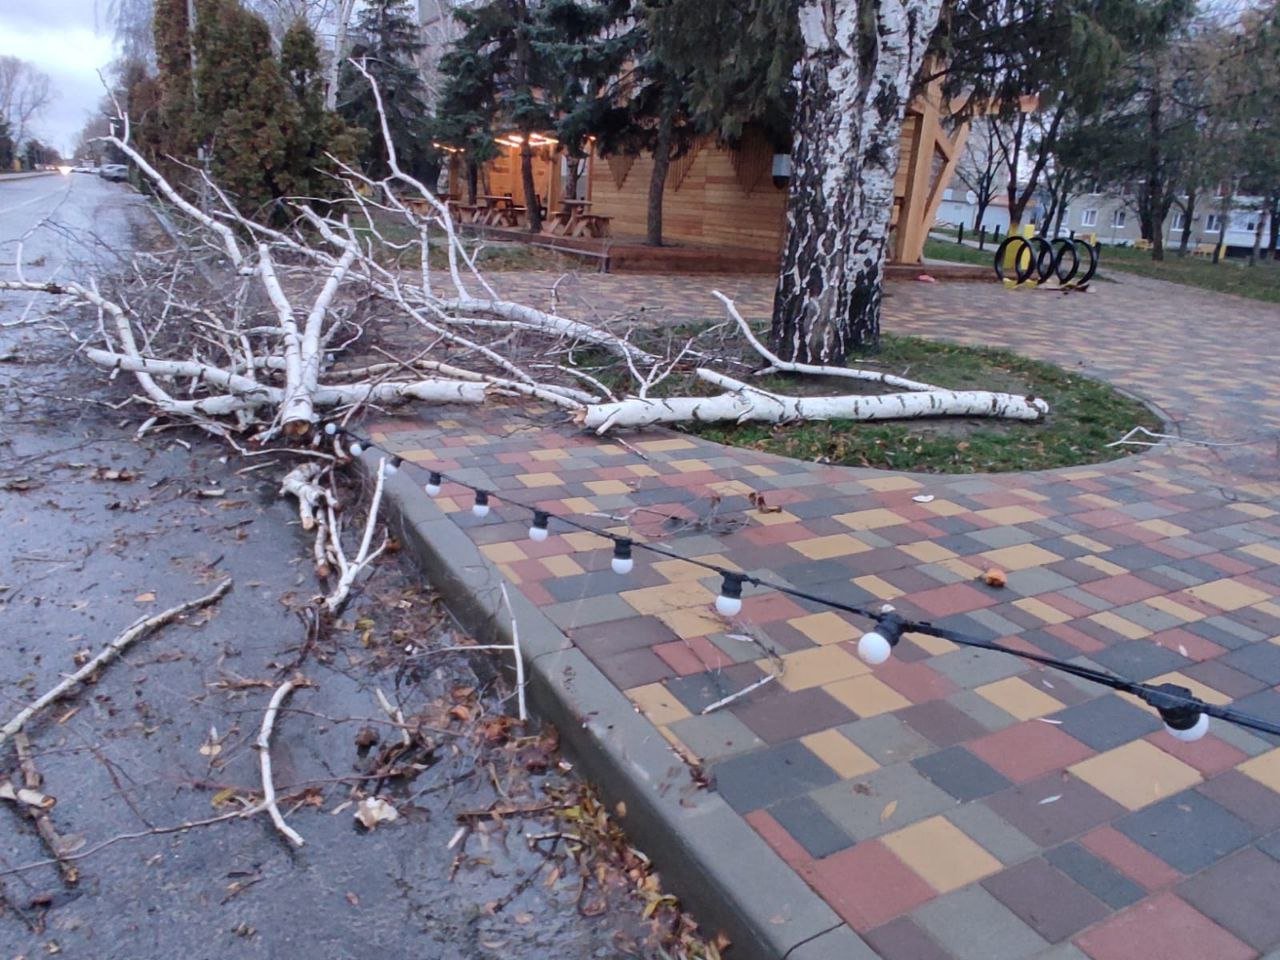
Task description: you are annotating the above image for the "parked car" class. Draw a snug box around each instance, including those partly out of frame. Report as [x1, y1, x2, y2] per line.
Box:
[99, 165, 129, 182]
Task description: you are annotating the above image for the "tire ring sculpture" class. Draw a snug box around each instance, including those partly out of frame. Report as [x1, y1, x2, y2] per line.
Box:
[1051, 238, 1079, 283]
[993, 235, 1100, 286]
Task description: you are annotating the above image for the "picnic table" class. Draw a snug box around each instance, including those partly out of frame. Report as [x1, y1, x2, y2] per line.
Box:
[479, 195, 521, 227]
[546, 199, 607, 237]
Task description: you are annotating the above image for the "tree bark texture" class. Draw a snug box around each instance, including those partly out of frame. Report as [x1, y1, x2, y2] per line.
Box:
[771, 0, 944, 363]
[1179, 190, 1196, 253]
[520, 139, 542, 233]
[646, 95, 675, 247]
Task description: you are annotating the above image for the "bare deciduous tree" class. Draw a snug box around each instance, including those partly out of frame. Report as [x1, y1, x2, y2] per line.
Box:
[0, 56, 55, 148]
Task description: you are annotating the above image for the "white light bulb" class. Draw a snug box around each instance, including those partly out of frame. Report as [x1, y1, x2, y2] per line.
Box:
[715, 593, 742, 617]
[611, 556, 634, 575]
[472, 501, 490, 518]
[529, 525, 549, 542]
[349, 441, 364, 456]
[857, 630, 893, 665]
[385, 460, 399, 476]
[324, 422, 337, 436]
[425, 474, 442, 497]
[1166, 713, 1210, 742]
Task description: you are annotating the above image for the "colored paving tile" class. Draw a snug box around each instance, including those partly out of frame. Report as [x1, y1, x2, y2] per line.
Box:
[370, 270, 1280, 958]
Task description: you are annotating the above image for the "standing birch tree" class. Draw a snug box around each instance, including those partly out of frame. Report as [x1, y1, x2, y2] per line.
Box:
[769, 0, 945, 362]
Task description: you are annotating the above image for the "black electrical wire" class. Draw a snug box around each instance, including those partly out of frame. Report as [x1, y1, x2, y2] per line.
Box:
[334, 427, 1280, 740]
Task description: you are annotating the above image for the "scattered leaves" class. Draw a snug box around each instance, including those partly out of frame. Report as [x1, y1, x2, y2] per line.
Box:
[879, 800, 898, 823]
[353, 796, 399, 830]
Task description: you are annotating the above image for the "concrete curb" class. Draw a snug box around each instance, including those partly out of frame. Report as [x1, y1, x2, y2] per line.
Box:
[0, 171, 61, 182]
[359, 453, 870, 960]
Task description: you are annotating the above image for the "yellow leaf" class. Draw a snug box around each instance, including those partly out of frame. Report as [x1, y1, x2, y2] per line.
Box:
[134, 592, 156, 603]
[880, 800, 898, 823]
[211, 787, 238, 809]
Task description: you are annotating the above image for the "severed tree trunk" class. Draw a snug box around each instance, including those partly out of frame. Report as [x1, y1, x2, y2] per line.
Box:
[770, 0, 944, 364]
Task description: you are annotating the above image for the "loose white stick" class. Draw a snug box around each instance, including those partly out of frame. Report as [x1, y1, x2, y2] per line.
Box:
[255, 678, 306, 848]
[0, 580, 232, 750]
[324, 458, 388, 613]
[499, 583, 527, 723]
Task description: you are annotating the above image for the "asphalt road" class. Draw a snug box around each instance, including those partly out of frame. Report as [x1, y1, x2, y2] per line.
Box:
[0, 176, 646, 958]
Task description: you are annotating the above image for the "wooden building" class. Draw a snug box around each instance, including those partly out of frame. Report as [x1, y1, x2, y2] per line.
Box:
[451, 78, 968, 266]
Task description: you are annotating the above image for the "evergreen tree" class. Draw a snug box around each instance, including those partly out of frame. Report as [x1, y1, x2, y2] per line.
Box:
[152, 0, 197, 174]
[337, 0, 436, 184]
[0, 118, 13, 171]
[280, 19, 362, 199]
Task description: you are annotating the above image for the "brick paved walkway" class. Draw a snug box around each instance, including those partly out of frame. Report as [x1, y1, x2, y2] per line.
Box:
[372, 272, 1280, 959]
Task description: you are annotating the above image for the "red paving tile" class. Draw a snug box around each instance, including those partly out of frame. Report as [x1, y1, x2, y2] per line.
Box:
[1079, 826, 1182, 891]
[908, 583, 999, 617]
[1074, 892, 1256, 960]
[969, 721, 1095, 783]
[811, 840, 936, 932]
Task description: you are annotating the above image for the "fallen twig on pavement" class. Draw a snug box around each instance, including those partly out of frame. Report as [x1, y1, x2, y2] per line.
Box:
[255, 677, 309, 848]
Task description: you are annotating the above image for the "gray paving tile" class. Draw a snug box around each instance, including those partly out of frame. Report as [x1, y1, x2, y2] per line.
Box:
[968, 526, 1039, 548]
[543, 594, 649, 629]
[1090, 639, 1190, 681]
[1115, 789, 1255, 873]
[965, 607, 1028, 639]
[913, 746, 1013, 801]
[1000, 567, 1078, 596]
[712, 741, 840, 814]
[768, 793, 855, 859]
[840, 713, 935, 765]
[1050, 694, 1162, 751]
[810, 762, 956, 840]
[930, 648, 1028, 689]
[913, 886, 1050, 960]
[947, 690, 1019, 732]
[946, 803, 1040, 865]
[981, 857, 1109, 943]
[667, 710, 766, 764]
[1178, 847, 1280, 951]
[1109, 602, 1186, 632]
[1044, 842, 1145, 909]
[1223, 642, 1280, 686]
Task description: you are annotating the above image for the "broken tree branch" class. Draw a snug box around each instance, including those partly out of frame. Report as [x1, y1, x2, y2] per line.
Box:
[254, 678, 308, 848]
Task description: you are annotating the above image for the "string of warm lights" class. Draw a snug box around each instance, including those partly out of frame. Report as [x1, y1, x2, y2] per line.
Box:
[327, 423, 1280, 744]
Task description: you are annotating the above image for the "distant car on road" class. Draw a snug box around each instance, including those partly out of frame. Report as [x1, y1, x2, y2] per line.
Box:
[99, 165, 129, 182]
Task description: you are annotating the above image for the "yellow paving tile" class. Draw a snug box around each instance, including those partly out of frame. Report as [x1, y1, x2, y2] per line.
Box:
[530, 448, 568, 461]
[981, 543, 1063, 571]
[922, 499, 969, 517]
[594, 444, 627, 457]
[628, 683, 691, 726]
[480, 542, 527, 564]
[824, 674, 912, 717]
[1064, 534, 1112, 553]
[860, 476, 922, 492]
[585, 479, 632, 496]
[936, 558, 985, 580]
[1011, 488, 1048, 502]
[436, 496, 462, 514]
[559, 497, 598, 515]
[802, 729, 879, 779]
[1146, 671, 1231, 706]
[635, 437, 696, 452]
[1144, 594, 1206, 623]
[1069, 740, 1202, 811]
[1078, 555, 1128, 576]
[1060, 469, 1105, 480]
[975, 676, 1064, 720]
[1185, 579, 1272, 611]
[669, 458, 711, 473]
[693, 553, 741, 572]
[853, 575, 904, 600]
[1239, 749, 1280, 792]
[882, 817, 1002, 893]
[778, 645, 869, 691]
[900, 542, 957, 563]
[1078, 494, 1120, 508]
[1229, 502, 1276, 518]
[833, 508, 908, 530]
[1088, 611, 1151, 641]
[974, 505, 1045, 526]
[496, 563, 522, 584]
[791, 611, 859, 645]
[627, 464, 659, 477]
[708, 480, 755, 496]
[657, 607, 727, 639]
[652, 558, 716, 582]
[1137, 518, 1191, 538]
[396, 447, 438, 461]
[905, 630, 957, 655]
[620, 581, 716, 616]
[541, 555, 585, 578]
[743, 464, 777, 477]
[1012, 597, 1072, 625]
[791, 534, 873, 560]
[1241, 543, 1280, 565]
[749, 509, 800, 526]
[562, 530, 613, 551]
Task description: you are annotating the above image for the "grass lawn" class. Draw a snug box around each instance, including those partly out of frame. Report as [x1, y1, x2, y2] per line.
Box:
[1097, 245, 1280, 304]
[583, 324, 1162, 474]
[923, 237, 996, 268]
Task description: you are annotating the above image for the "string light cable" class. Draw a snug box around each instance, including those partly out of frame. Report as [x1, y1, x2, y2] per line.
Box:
[330, 426, 1280, 743]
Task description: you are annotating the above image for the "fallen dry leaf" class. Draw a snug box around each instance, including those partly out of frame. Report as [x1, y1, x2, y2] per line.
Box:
[353, 796, 399, 830]
[981, 568, 1007, 588]
[134, 592, 157, 603]
[880, 800, 898, 822]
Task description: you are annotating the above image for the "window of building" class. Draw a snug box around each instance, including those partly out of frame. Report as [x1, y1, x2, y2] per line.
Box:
[1089, 180, 1102, 195]
[1111, 209, 1126, 228]
[1245, 218, 1257, 232]
[1170, 212, 1186, 231]
[1081, 209, 1098, 227]
[1205, 213, 1223, 232]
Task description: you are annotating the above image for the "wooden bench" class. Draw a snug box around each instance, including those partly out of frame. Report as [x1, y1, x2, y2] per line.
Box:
[571, 214, 612, 238]
[1133, 238, 1152, 251]
[1192, 242, 1218, 258]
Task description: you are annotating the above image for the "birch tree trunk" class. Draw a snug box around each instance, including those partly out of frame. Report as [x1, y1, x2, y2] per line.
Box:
[770, 0, 944, 364]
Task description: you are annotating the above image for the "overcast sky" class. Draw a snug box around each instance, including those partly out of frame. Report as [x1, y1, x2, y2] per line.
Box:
[0, 2, 118, 155]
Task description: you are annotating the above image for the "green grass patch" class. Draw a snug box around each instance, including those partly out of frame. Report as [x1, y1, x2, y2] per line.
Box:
[922, 237, 997, 268]
[1097, 245, 1280, 304]
[614, 331, 1161, 474]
